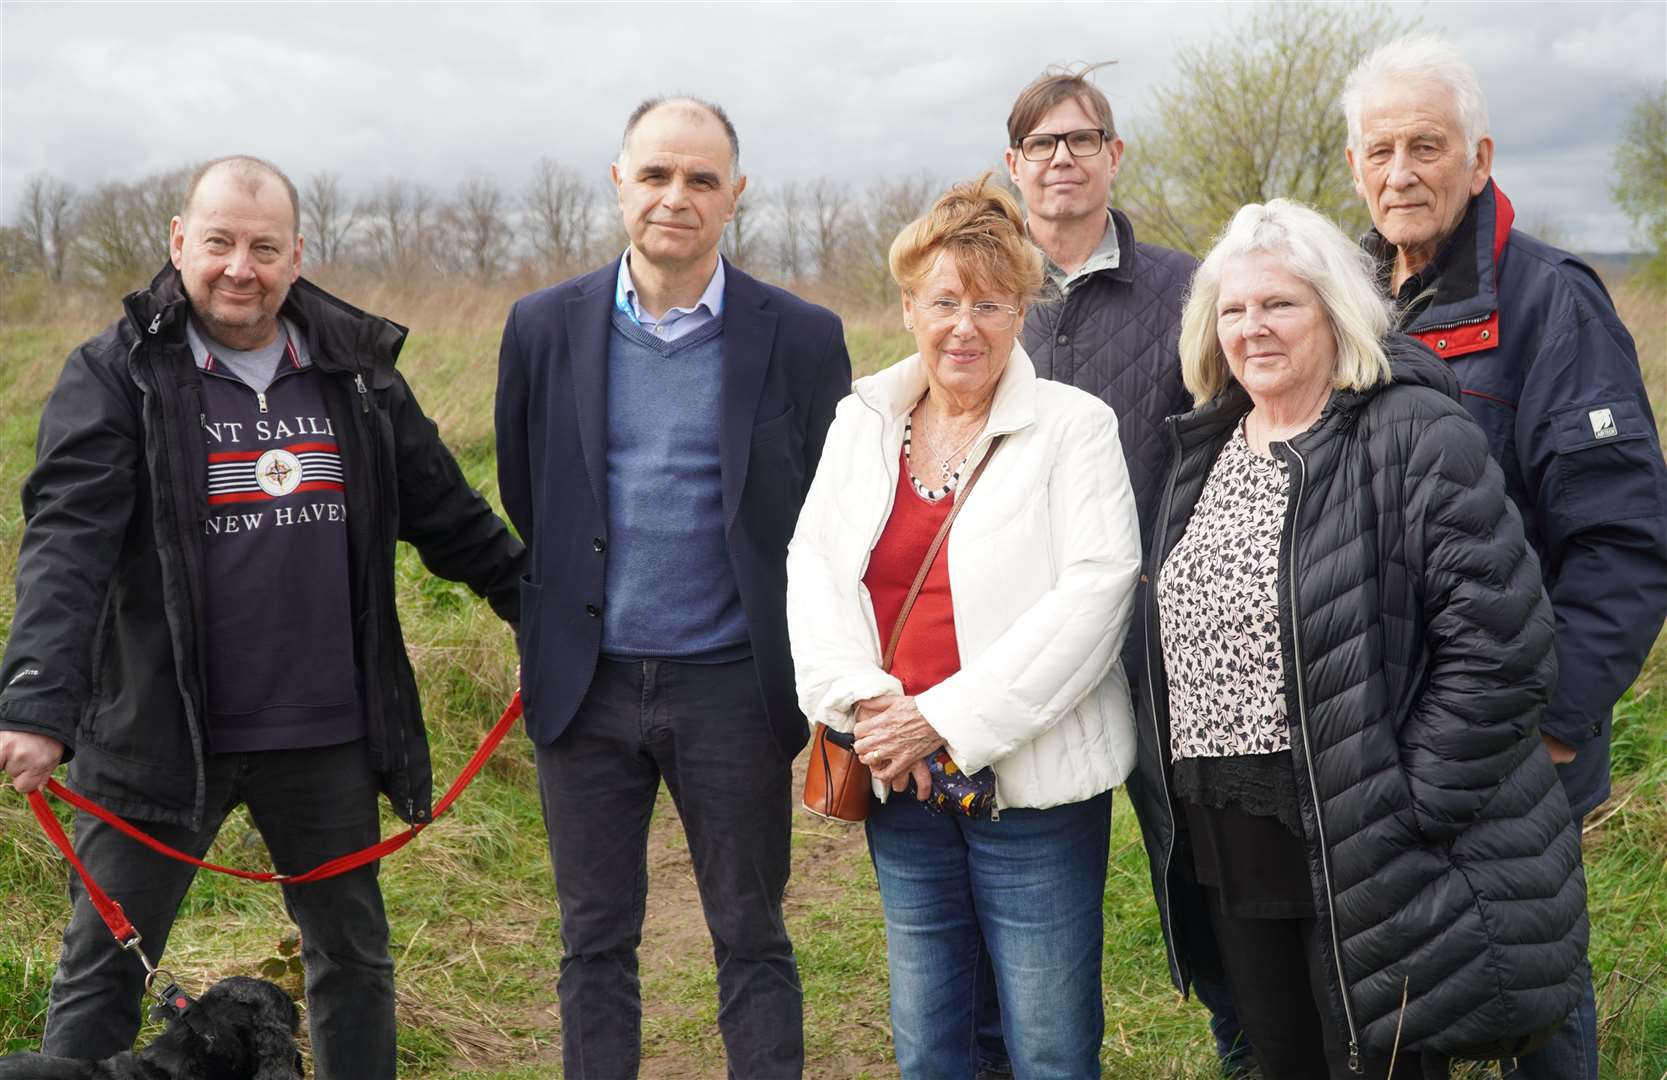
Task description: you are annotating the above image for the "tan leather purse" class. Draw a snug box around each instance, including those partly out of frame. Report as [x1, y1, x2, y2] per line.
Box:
[801, 436, 1005, 822]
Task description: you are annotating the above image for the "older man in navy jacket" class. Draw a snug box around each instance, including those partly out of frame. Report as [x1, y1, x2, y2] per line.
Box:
[495, 97, 850, 1078]
[1345, 37, 1667, 1080]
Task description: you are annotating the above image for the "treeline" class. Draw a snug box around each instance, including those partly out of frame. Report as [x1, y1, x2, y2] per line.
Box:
[6, 3, 1662, 302]
[0, 162, 949, 310]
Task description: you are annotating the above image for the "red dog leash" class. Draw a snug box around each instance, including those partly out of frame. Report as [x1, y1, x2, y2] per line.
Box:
[24, 691, 523, 1004]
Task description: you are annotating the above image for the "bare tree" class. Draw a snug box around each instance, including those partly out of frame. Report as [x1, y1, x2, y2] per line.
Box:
[302, 172, 357, 266]
[74, 168, 189, 290]
[438, 175, 513, 281]
[858, 176, 937, 304]
[807, 179, 851, 280]
[722, 185, 760, 270]
[771, 181, 807, 282]
[1118, 2, 1411, 255]
[19, 173, 77, 282]
[0, 225, 34, 277]
[524, 158, 595, 273]
[358, 180, 435, 278]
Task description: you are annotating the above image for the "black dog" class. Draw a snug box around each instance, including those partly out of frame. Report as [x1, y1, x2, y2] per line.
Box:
[0, 977, 302, 1080]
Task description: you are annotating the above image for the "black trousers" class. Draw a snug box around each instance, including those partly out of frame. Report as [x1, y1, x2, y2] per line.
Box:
[41, 740, 394, 1080]
[533, 656, 802, 1079]
[1206, 891, 1449, 1080]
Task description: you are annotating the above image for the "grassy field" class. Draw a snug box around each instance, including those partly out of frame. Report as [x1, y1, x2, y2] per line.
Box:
[0, 271, 1663, 1079]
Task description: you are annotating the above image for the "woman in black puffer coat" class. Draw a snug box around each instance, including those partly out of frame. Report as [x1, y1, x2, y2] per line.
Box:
[1126, 199, 1586, 1079]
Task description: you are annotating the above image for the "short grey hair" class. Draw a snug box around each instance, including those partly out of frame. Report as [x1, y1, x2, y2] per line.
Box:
[619, 96, 741, 178]
[1341, 34, 1490, 167]
[1179, 199, 1393, 406]
[182, 155, 300, 234]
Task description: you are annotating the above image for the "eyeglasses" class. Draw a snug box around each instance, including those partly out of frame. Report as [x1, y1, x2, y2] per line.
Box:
[913, 296, 1021, 331]
[1016, 128, 1109, 162]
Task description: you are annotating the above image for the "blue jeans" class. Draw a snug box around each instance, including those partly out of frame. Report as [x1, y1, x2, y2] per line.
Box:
[1501, 966, 1597, 1080]
[866, 789, 1112, 1080]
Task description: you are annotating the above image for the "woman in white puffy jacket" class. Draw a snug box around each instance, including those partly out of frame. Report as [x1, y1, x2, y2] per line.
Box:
[785, 177, 1142, 1078]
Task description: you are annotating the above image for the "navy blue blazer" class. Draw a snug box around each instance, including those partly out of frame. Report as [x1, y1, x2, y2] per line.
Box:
[495, 258, 852, 756]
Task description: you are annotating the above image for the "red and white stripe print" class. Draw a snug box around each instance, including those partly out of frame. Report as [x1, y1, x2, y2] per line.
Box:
[207, 441, 344, 505]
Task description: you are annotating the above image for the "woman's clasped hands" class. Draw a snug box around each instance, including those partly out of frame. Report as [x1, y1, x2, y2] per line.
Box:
[852, 695, 942, 797]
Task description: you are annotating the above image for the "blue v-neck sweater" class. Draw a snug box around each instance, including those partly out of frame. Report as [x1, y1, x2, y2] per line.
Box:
[601, 311, 749, 660]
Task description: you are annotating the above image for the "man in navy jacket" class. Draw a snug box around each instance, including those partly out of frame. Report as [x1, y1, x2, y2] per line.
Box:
[494, 97, 850, 1078]
[1345, 37, 1667, 1080]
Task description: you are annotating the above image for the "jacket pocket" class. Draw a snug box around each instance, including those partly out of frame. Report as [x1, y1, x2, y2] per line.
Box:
[751, 405, 799, 445]
[1547, 398, 1665, 531]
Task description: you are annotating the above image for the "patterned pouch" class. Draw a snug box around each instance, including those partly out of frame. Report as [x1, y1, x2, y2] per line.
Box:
[923, 750, 997, 820]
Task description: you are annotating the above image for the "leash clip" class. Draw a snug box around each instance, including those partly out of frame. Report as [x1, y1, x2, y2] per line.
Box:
[122, 933, 194, 1021]
[146, 973, 193, 1022]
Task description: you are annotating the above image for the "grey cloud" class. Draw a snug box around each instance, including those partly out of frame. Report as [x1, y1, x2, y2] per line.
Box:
[2, 0, 1662, 251]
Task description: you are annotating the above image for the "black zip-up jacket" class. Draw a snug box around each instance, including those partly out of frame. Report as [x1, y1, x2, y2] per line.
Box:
[0, 265, 525, 828]
[1127, 337, 1587, 1056]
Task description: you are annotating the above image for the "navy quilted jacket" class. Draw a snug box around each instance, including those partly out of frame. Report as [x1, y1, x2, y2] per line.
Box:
[1022, 208, 1197, 551]
[1128, 337, 1587, 1057]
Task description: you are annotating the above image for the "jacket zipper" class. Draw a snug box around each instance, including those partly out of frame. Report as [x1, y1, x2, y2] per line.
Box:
[1145, 418, 1185, 989]
[851, 390, 1007, 816]
[853, 392, 900, 650]
[348, 366, 412, 819]
[134, 315, 211, 826]
[1280, 441, 1362, 1073]
[1412, 309, 1491, 334]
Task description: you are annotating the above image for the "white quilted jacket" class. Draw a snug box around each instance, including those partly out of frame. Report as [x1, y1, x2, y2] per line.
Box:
[785, 346, 1142, 810]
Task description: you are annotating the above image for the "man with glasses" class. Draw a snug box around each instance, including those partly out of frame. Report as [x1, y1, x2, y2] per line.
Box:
[993, 67, 1256, 1079]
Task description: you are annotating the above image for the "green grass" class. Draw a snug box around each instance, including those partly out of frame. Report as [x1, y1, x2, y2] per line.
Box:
[1, 272, 1664, 1077]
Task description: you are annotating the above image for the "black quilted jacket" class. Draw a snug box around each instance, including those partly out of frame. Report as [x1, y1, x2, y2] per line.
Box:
[1126, 336, 1588, 1057]
[1021, 208, 1197, 551]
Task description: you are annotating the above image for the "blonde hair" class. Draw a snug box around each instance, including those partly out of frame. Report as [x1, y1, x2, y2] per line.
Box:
[1179, 199, 1392, 405]
[889, 174, 1044, 303]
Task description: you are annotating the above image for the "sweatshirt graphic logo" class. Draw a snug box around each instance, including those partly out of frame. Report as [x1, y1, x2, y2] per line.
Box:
[209, 442, 343, 505]
[255, 449, 304, 496]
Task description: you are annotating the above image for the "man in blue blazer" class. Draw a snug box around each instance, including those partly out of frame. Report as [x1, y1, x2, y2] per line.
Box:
[494, 96, 851, 1078]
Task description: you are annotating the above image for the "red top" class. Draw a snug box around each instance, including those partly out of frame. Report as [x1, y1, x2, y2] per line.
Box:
[863, 453, 962, 696]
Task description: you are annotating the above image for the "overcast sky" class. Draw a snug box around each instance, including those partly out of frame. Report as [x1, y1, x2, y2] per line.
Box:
[2, 1, 1663, 253]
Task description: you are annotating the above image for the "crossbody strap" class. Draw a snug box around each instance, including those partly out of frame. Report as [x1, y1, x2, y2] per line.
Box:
[881, 434, 1007, 671]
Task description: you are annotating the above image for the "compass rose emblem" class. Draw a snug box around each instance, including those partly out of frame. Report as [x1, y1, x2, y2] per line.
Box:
[254, 449, 304, 497]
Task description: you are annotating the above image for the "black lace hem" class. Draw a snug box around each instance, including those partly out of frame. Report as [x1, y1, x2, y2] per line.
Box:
[1173, 751, 1305, 839]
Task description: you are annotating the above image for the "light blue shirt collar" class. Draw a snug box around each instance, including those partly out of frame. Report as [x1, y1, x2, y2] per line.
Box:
[615, 251, 726, 339]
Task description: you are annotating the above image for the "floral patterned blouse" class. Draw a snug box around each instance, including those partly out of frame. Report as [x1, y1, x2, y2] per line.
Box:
[1157, 423, 1291, 762]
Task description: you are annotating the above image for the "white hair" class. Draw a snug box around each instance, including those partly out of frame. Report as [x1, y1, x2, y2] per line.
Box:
[1179, 199, 1393, 406]
[1341, 34, 1490, 167]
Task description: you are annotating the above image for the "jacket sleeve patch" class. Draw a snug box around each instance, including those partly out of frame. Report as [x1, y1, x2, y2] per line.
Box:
[1549, 399, 1650, 454]
[1545, 398, 1667, 534]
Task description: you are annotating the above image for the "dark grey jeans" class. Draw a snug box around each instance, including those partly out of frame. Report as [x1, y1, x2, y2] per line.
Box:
[534, 656, 803, 1079]
[41, 739, 394, 1080]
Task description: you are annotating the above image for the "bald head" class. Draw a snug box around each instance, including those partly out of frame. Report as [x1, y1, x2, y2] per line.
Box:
[181, 155, 301, 234]
[620, 97, 740, 179]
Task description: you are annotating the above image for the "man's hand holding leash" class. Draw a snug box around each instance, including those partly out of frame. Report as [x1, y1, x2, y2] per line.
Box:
[0, 730, 64, 794]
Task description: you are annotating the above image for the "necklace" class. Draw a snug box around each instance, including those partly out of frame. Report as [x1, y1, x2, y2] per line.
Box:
[917, 406, 986, 482]
[903, 419, 967, 501]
